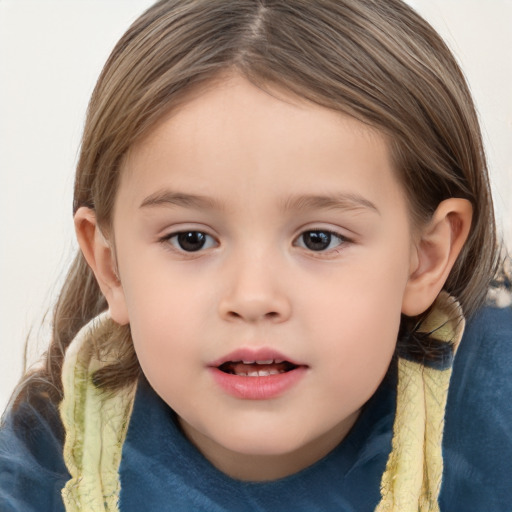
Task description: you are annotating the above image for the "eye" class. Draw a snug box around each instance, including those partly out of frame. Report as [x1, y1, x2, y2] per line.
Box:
[164, 231, 217, 252]
[295, 230, 347, 252]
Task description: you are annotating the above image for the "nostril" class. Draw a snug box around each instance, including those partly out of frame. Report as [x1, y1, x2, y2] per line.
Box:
[224, 310, 280, 321]
[219, 295, 291, 323]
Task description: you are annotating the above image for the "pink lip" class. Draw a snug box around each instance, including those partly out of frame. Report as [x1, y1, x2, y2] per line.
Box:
[208, 347, 308, 400]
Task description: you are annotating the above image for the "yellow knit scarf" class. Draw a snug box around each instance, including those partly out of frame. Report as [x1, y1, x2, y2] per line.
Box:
[376, 292, 464, 511]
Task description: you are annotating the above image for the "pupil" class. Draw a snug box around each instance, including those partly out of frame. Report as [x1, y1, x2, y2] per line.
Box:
[177, 232, 206, 251]
[303, 231, 331, 251]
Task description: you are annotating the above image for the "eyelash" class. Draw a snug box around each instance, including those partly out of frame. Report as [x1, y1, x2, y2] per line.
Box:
[159, 229, 351, 254]
[160, 231, 218, 253]
[293, 229, 349, 253]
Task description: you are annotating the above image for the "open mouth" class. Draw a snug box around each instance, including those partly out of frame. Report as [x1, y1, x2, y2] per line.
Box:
[217, 359, 299, 377]
[210, 352, 308, 399]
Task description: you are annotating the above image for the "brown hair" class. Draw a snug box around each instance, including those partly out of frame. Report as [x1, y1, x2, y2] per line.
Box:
[17, 0, 502, 404]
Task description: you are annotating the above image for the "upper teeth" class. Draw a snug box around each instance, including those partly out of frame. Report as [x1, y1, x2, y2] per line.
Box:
[241, 359, 283, 364]
[240, 369, 282, 377]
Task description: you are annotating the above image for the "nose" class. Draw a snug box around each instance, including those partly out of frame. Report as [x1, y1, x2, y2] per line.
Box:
[218, 251, 292, 324]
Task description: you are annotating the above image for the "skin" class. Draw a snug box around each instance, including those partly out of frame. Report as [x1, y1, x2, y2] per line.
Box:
[76, 75, 472, 481]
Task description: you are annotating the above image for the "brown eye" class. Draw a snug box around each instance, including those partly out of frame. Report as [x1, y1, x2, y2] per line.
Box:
[296, 230, 346, 251]
[167, 231, 216, 252]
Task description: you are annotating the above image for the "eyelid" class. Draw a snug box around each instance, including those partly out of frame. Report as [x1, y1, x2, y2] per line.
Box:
[293, 223, 354, 241]
[157, 221, 218, 241]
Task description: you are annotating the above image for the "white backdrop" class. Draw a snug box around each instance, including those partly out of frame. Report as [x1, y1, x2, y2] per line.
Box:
[1, 0, 511, 412]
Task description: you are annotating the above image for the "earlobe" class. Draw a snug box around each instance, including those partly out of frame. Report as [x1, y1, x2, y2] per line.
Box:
[74, 207, 129, 325]
[402, 198, 472, 316]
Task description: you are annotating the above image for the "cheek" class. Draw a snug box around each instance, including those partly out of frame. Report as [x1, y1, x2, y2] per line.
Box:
[305, 244, 409, 387]
[129, 311, 200, 403]
[315, 290, 401, 368]
[310, 293, 400, 414]
[120, 268, 208, 386]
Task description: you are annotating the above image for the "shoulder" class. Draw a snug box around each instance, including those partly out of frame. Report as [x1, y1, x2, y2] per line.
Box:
[452, 303, 512, 387]
[451, 303, 512, 401]
[441, 304, 512, 511]
[0, 389, 68, 512]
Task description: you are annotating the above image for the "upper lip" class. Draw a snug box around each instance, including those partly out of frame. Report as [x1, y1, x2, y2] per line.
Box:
[208, 347, 306, 368]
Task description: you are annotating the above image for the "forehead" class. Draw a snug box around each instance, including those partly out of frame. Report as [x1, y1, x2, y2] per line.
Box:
[118, 75, 405, 215]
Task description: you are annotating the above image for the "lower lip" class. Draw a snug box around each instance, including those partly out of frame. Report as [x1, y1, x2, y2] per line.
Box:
[209, 367, 308, 400]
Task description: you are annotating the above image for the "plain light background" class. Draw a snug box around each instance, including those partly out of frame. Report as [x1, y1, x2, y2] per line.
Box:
[1, 0, 511, 412]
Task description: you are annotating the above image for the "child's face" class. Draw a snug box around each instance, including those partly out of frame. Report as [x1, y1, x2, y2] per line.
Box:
[111, 75, 417, 480]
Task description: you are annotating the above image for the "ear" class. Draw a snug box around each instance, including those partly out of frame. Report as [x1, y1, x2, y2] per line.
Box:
[402, 198, 472, 316]
[74, 207, 129, 325]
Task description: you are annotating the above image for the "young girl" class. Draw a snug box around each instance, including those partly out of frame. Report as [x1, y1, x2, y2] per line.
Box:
[1, 1, 511, 511]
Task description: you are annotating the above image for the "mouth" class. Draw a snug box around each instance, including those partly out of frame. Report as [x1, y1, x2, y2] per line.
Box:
[208, 349, 308, 399]
[217, 359, 299, 377]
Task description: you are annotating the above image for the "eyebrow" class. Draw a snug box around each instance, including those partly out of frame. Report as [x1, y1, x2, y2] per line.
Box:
[139, 190, 222, 210]
[139, 188, 380, 216]
[281, 193, 380, 215]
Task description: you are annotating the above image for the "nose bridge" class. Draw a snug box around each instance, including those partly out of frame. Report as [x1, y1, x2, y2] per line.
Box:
[219, 243, 291, 323]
